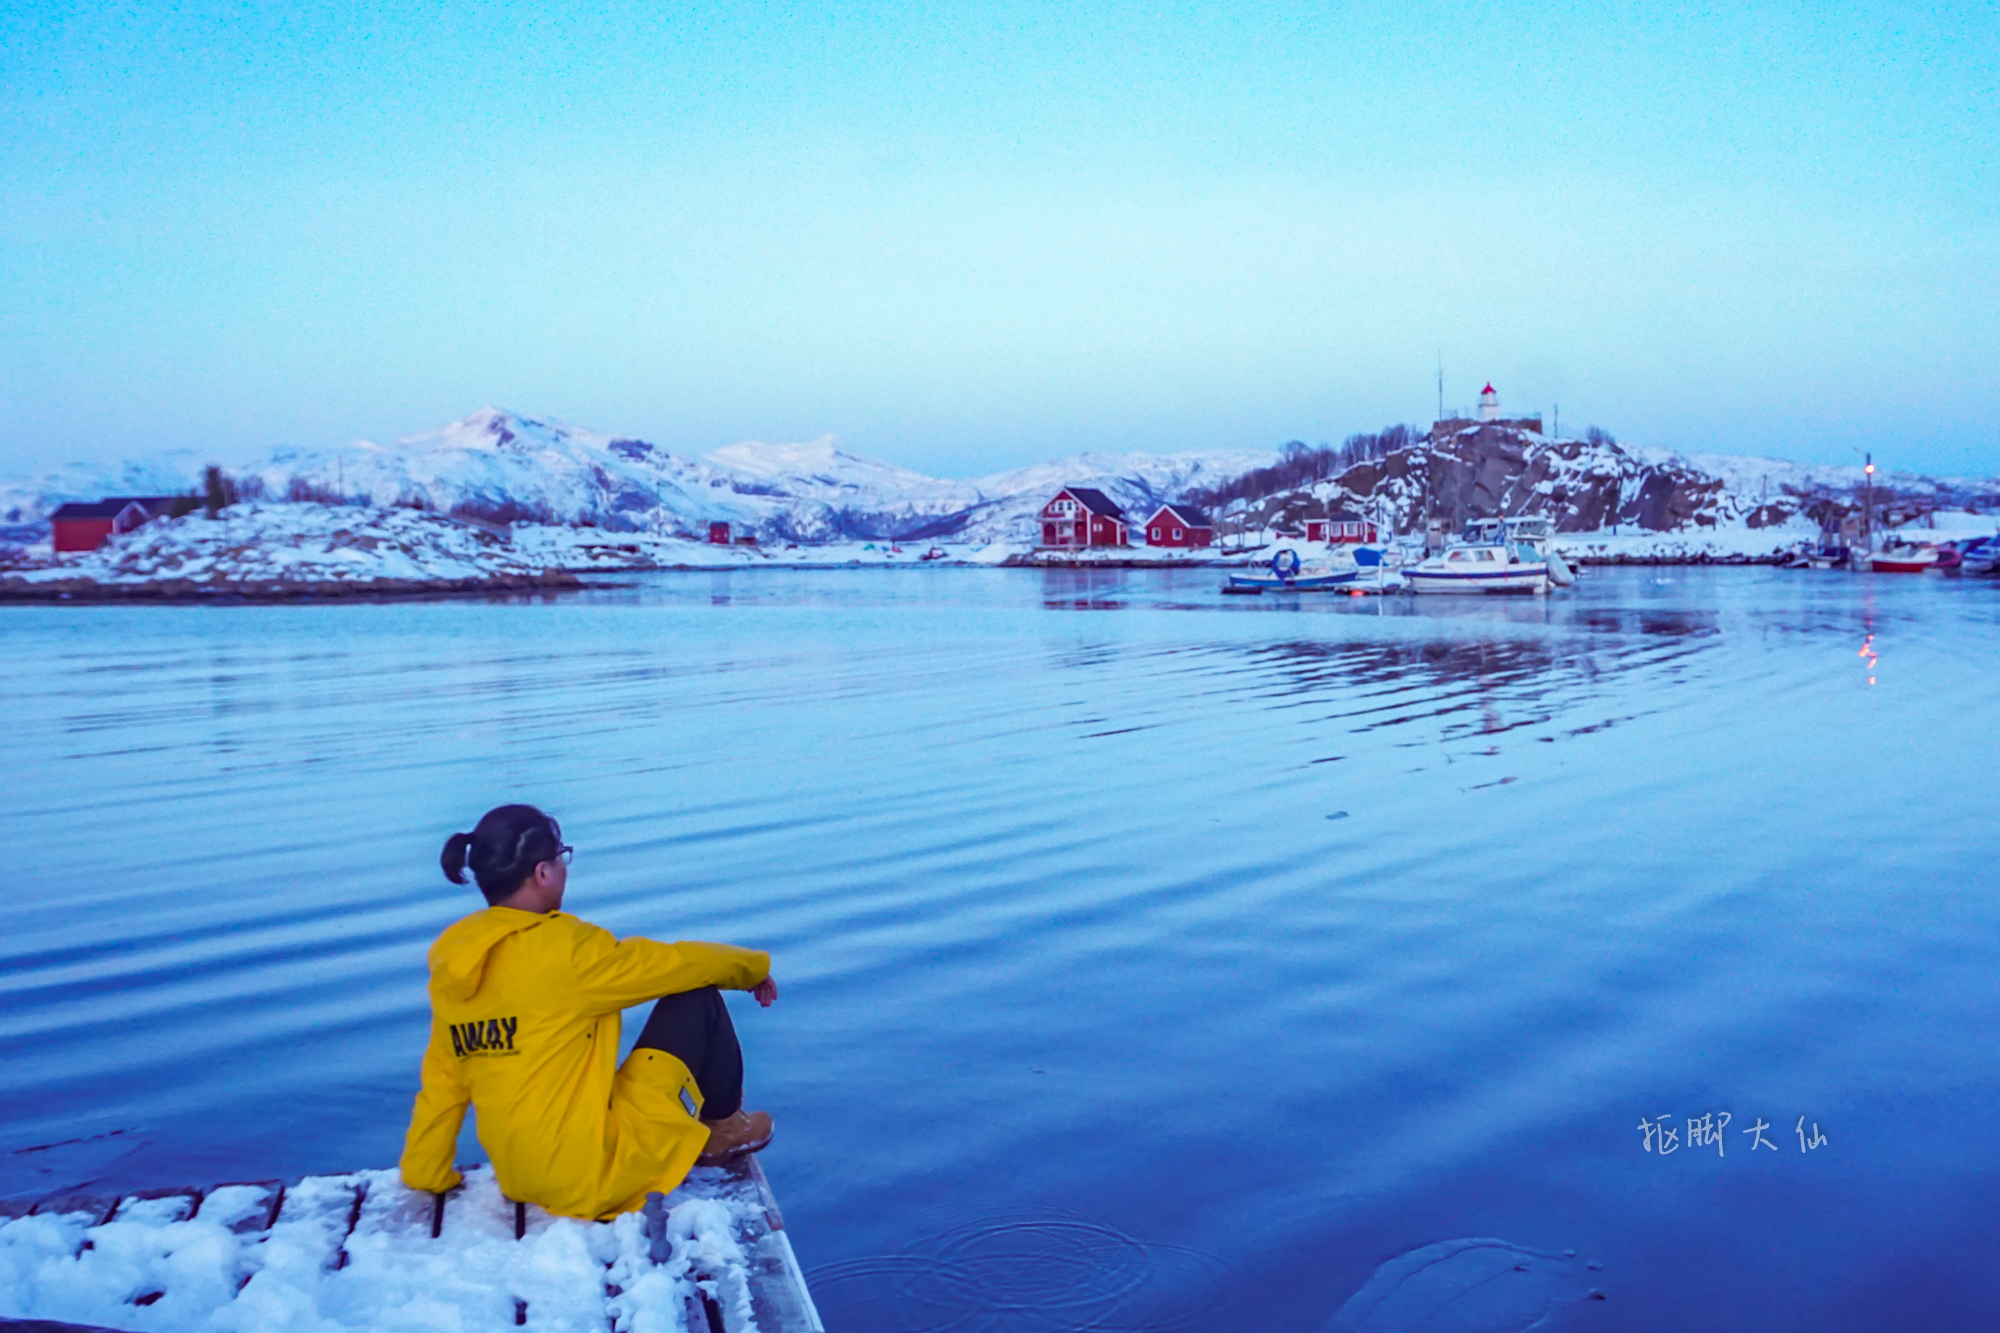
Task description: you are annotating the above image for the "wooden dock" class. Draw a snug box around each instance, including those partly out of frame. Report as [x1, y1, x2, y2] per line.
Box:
[0, 1158, 820, 1333]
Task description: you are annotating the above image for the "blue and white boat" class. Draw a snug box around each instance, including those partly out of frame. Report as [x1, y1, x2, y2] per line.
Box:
[1404, 539, 1550, 594]
[1961, 535, 2000, 576]
[1227, 546, 1360, 591]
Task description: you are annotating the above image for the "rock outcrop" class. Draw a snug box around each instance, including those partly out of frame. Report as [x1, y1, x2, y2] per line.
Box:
[1227, 423, 1800, 537]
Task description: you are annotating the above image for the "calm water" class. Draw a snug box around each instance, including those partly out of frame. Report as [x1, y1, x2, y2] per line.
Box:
[5, 567, 1997, 1330]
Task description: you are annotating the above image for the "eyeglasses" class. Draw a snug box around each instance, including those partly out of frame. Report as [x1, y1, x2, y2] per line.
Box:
[551, 844, 573, 866]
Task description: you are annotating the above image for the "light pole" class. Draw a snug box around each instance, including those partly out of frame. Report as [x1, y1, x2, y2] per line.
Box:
[1864, 454, 1875, 553]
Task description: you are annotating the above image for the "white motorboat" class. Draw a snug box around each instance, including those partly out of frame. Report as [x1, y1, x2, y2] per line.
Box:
[1405, 539, 1551, 594]
[1462, 516, 1575, 586]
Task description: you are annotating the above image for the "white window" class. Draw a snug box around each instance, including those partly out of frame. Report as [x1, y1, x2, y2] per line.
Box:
[1151, 527, 1161, 540]
[1173, 528, 1183, 539]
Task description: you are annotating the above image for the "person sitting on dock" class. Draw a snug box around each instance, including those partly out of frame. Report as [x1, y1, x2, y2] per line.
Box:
[399, 803, 778, 1220]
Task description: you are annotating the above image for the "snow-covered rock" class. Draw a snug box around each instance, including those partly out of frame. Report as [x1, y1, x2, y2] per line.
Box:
[0, 503, 578, 599]
[1211, 421, 1997, 551]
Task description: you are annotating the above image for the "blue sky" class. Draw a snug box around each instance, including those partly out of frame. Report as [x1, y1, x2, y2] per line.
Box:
[2, 1, 1995, 478]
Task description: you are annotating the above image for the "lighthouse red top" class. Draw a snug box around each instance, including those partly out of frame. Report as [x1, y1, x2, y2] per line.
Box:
[1481, 383, 1496, 395]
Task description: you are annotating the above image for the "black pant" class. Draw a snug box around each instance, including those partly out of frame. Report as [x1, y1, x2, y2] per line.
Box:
[632, 986, 744, 1121]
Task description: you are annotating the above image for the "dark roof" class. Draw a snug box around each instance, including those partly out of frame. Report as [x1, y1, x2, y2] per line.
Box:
[1324, 509, 1365, 522]
[1149, 502, 1212, 527]
[50, 496, 180, 521]
[1060, 486, 1127, 520]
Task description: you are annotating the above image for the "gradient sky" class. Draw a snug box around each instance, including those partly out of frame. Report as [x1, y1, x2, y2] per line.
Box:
[2, 1, 1996, 478]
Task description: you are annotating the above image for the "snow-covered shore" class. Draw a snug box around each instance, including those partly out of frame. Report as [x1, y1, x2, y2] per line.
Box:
[0, 503, 580, 601]
[5, 500, 1994, 603]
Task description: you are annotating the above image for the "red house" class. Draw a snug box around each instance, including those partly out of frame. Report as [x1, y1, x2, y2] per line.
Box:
[707, 521, 733, 545]
[1306, 511, 1378, 544]
[1142, 503, 1214, 547]
[51, 496, 181, 553]
[1039, 487, 1129, 547]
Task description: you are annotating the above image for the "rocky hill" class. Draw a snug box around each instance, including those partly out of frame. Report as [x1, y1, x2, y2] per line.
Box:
[1203, 420, 1997, 539]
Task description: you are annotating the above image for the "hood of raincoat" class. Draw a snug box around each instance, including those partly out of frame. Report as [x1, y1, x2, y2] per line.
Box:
[427, 906, 559, 1003]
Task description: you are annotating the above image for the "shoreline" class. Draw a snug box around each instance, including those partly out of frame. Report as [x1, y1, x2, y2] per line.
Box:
[0, 571, 584, 604]
[8, 554, 1965, 604]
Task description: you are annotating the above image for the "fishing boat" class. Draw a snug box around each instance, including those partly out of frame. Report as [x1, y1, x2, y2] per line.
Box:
[1226, 546, 1359, 591]
[1961, 536, 2000, 576]
[1405, 539, 1550, 595]
[1870, 541, 1940, 573]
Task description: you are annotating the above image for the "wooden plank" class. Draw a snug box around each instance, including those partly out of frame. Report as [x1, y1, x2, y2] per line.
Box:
[28, 1195, 119, 1226]
[198, 1181, 285, 1234]
[109, 1189, 200, 1226]
[266, 1173, 365, 1273]
[347, 1174, 434, 1244]
[667, 1160, 823, 1333]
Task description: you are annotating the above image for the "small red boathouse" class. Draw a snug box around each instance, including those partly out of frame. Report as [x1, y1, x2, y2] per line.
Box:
[51, 496, 182, 553]
[1142, 503, 1214, 547]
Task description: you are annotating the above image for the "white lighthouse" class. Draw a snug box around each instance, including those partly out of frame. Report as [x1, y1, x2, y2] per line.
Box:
[1477, 382, 1500, 422]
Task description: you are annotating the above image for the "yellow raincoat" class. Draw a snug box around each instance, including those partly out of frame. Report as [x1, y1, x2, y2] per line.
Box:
[398, 906, 770, 1219]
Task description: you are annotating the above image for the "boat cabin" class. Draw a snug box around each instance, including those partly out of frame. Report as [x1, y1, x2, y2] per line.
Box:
[1443, 545, 1525, 566]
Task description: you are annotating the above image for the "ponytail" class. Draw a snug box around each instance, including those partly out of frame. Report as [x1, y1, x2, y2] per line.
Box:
[440, 831, 474, 884]
[442, 805, 562, 903]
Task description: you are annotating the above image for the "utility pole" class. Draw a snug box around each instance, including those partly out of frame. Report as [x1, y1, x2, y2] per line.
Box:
[1436, 351, 1444, 423]
[1864, 453, 1875, 553]
[1552, 404, 1558, 439]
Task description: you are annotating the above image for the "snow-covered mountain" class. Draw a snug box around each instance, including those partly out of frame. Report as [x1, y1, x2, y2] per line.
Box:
[224, 408, 1274, 544]
[7, 407, 1990, 550]
[0, 453, 207, 527]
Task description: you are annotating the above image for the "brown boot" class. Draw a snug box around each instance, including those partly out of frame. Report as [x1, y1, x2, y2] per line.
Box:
[695, 1109, 773, 1166]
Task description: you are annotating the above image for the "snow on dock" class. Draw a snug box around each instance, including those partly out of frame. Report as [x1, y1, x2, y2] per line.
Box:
[0, 1159, 818, 1333]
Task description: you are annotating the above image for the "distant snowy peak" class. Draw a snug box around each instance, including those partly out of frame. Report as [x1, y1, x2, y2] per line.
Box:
[0, 452, 206, 527]
[226, 408, 1273, 542]
[703, 436, 972, 509]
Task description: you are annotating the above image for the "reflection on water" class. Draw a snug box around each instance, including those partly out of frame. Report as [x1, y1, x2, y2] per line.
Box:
[3, 566, 1998, 1332]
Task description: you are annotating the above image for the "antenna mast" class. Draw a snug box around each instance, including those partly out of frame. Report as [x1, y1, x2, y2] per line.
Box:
[1436, 351, 1444, 422]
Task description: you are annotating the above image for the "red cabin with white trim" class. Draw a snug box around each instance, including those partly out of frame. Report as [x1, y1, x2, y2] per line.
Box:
[1039, 487, 1129, 547]
[1143, 503, 1214, 547]
[1306, 512, 1378, 544]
